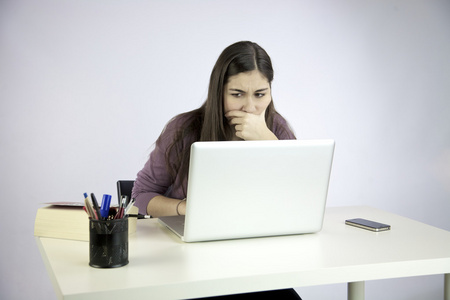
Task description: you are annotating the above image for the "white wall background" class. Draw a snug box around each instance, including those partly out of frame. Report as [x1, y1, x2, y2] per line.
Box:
[1, 0, 449, 299]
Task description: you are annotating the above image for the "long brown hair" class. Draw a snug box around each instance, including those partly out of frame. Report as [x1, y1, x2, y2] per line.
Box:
[162, 41, 278, 192]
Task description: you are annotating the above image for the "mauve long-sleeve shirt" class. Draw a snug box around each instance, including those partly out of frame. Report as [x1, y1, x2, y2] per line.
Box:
[132, 113, 296, 214]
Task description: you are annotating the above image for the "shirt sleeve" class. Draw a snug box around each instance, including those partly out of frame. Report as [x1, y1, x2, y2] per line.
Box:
[131, 118, 180, 214]
[272, 113, 296, 140]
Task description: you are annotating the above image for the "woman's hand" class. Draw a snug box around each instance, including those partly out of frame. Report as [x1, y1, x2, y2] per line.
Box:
[225, 109, 277, 140]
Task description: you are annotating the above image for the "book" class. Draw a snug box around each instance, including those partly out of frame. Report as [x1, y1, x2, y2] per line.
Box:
[34, 202, 139, 242]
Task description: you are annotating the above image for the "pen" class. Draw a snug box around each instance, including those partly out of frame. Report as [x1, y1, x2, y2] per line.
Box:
[83, 195, 95, 219]
[124, 198, 136, 216]
[83, 206, 90, 217]
[100, 194, 112, 220]
[84, 193, 101, 231]
[83, 193, 91, 218]
[115, 196, 127, 219]
[90, 193, 101, 220]
[127, 214, 151, 219]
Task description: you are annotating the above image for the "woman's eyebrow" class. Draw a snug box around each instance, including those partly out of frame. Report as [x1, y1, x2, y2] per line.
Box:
[228, 88, 269, 93]
[229, 88, 246, 93]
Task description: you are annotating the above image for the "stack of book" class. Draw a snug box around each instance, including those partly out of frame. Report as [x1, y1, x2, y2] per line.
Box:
[34, 202, 139, 241]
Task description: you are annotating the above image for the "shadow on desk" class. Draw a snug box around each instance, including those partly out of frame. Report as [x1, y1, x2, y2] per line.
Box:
[192, 288, 301, 299]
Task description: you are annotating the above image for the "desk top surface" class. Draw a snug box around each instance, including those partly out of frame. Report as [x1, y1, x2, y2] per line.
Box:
[36, 206, 450, 300]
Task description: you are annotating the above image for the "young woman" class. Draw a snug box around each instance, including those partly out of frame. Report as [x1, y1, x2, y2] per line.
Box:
[132, 41, 296, 218]
[132, 41, 300, 300]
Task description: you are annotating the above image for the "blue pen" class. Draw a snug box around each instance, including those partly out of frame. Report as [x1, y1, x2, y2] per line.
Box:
[99, 194, 112, 220]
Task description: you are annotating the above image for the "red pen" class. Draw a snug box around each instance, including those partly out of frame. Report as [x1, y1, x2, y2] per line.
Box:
[115, 196, 127, 219]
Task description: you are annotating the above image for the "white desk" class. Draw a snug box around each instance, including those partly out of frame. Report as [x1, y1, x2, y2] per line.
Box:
[36, 206, 450, 300]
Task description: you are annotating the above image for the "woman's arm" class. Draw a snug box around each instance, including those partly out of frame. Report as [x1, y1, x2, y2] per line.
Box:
[147, 195, 186, 217]
[132, 114, 191, 216]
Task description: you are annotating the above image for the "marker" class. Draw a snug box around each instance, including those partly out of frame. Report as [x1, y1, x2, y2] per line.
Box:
[90, 193, 101, 220]
[99, 194, 112, 220]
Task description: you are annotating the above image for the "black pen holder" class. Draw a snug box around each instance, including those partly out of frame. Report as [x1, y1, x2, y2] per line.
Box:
[89, 218, 129, 268]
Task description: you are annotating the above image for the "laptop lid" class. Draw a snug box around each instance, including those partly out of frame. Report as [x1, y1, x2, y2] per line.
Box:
[160, 139, 335, 242]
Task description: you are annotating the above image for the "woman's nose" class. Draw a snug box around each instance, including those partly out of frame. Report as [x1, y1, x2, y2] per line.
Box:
[242, 97, 256, 113]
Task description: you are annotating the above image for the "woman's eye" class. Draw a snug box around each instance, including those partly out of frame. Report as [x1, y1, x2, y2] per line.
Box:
[232, 93, 243, 98]
[255, 93, 265, 98]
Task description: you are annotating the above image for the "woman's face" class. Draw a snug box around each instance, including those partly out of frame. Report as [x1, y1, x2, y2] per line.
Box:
[223, 70, 272, 115]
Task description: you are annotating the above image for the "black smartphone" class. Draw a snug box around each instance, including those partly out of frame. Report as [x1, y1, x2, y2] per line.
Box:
[345, 218, 391, 232]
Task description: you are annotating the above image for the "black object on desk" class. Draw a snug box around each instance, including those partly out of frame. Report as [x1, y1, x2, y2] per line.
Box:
[89, 217, 129, 268]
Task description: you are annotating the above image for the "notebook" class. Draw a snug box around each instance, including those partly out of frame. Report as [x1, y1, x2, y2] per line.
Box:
[158, 139, 335, 242]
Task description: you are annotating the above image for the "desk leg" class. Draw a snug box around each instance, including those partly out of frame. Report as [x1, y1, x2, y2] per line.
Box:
[348, 281, 365, 300]
[445, 274, 450, 300]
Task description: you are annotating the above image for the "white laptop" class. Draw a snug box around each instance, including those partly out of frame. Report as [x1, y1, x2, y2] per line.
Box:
[158, 139, 335, 242]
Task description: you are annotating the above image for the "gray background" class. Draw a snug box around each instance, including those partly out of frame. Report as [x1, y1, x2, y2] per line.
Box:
[1, 0, 449, 299]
